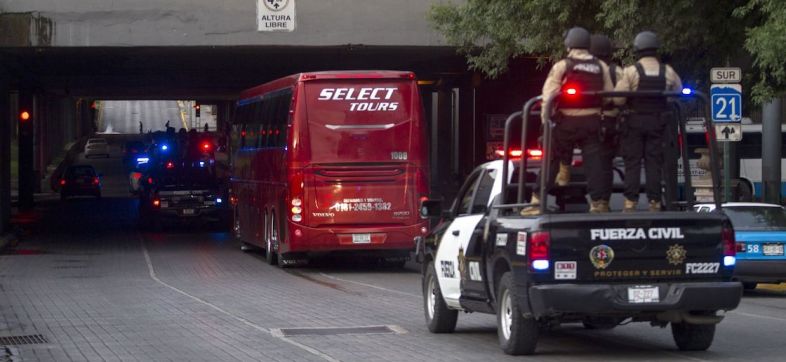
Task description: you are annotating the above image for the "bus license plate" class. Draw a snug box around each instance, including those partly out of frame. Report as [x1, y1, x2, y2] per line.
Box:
[763, 243, 784, 256]
[628, 286, 659, 303]
[352, 234, 371, 244]
[183, 209, 195, 215]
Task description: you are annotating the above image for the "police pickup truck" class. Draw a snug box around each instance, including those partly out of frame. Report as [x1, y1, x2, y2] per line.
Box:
[138, 138, 230, 229]
[419, 160, 742, 355]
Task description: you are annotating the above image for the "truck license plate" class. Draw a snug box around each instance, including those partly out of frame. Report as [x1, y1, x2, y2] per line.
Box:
[183, 209, 195, 215]
[627, 286, 659, 303]
[352, 234, 371, 244]
[763, 243, 784, 256]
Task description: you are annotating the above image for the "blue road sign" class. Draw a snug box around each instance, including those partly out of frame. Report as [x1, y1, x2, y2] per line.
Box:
[711, 84, 742, 123]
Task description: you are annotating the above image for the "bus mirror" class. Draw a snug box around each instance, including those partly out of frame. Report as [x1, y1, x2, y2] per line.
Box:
[420, 199, 444, 219]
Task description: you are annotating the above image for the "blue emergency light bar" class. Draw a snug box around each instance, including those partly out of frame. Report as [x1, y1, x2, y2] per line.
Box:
[161, 144, 169, 151]
[681, 88, 693, 95]
[136, 157, 150, 165]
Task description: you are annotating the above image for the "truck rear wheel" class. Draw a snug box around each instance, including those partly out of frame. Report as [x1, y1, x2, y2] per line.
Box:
[497, 272, 538, 355]
[671, 322, 715, 351]
[423, 262, 457, 333]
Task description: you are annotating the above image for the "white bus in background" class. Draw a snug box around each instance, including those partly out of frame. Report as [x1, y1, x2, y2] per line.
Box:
[683, 119, 786, 202]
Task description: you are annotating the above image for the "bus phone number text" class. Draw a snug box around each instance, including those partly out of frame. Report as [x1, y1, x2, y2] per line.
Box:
[329, 198, 393, 212]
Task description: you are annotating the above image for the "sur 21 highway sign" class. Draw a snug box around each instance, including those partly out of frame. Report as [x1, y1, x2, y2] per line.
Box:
[711, 84, 742, 123]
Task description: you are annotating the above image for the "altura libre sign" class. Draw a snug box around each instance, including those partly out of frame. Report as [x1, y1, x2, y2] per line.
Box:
[257, 0, 296, 32]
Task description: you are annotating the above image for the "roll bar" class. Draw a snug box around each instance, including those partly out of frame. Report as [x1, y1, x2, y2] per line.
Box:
[500, 90, 721, 213]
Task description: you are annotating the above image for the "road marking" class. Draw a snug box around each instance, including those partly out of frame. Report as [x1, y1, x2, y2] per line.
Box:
[319, 273, 420, 298]
[730, 311, 786, 323]
[140, 237, 338, 362]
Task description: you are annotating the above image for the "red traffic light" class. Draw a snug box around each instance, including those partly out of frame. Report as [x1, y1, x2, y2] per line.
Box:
[19, 110, 31, 121]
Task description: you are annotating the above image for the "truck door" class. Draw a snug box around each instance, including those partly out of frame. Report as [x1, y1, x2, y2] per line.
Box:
[435, 168, 497, 309]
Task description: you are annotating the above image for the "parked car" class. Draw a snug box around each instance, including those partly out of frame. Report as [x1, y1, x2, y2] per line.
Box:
[60, 165, 102, 200]
[694, 202, 786, 289]
[84, 138, 109, 158]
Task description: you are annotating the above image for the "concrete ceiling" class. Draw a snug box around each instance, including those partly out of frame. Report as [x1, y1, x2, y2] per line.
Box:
[0, 45, 469, 100]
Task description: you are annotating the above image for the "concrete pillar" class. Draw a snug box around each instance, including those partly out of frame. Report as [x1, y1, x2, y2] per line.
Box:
[0, 79, 10, 234]
[762, 99, 782, 204]
[17, 91, 34, 209]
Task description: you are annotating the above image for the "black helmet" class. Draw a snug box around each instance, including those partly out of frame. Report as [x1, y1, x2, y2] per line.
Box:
[564, 27, 591, 49]
[633, 31, 660, 52]
[590, 34, 613, 58]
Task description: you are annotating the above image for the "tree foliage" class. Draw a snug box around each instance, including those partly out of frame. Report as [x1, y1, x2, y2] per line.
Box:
[430, 0, 784, 103]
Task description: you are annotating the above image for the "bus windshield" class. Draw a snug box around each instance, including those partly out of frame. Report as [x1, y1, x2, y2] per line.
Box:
[304, 80, 415, 163]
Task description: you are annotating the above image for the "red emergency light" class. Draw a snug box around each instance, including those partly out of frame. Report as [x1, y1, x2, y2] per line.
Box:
[201, 142, 212, 151]
[166, 161, 175, 169]
[494, 149, 543, 160]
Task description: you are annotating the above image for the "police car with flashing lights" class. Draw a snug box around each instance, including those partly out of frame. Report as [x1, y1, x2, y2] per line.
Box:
[694, 202, 786, 289]
[138, 139, 230, 229]
[418, 160, 742, 355]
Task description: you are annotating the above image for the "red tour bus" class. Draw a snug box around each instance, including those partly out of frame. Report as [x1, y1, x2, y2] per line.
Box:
[231, 71, 430, 266]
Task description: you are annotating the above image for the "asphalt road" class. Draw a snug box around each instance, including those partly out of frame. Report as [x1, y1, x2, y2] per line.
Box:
[2, 147, 786, 361]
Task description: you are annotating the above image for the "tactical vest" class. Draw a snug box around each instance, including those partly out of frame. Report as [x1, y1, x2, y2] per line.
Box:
[609, 64, 618, 86]
[630, 62, 667, 113]
[559, 57, 604, 109]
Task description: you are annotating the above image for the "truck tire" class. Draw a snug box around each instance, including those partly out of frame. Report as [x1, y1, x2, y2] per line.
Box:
[671, 322, 715, 351]
[497, 272, 538, 355]
[423, 261, 458, 333]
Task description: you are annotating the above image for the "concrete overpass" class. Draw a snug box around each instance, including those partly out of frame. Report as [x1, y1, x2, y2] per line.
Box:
[0, 0, 547, 236]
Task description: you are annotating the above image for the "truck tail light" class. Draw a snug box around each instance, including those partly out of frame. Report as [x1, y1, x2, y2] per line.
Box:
[722, 225, 736, 267]
[529, 231, 550, 271]
[93, 177, 100, 185]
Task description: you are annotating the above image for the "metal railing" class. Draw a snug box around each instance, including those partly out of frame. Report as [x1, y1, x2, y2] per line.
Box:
[499, 90, 721, 214]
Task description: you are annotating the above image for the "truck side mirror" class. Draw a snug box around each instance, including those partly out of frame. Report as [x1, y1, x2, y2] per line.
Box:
[420, 199, 445, 219]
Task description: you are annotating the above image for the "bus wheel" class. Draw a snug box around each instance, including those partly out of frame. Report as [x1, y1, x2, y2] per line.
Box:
[497, 272, 538, 355]
[266, 213, 278, 266]
[736, 181, 753, 202]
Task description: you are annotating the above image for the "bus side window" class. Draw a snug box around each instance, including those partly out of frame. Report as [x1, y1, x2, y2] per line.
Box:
[252, 102, 264, 148]
[260, 97, 275, 147]
[275, 91, 291, 147]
